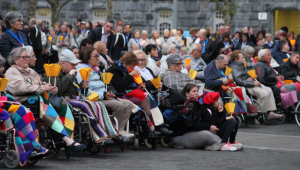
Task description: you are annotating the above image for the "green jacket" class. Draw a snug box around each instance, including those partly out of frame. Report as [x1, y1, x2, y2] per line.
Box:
[43, 70, 86, 97]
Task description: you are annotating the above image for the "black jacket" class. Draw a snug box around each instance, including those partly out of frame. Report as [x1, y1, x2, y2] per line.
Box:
[263, 43, 275, 51]
[30, 25, 42, 51]
[280, 59, 300, 80]
[213, 41, 235, 59]
[271, 51, 289, 65]
[20, 28, 31, 45]
[235, 41, 255, 50]
[88, 27, 114, 57]
[0, 30, 29, 58]
[106, 63, 134, 93]
[111, 33, 128, 61]
[201, 104, 226, 127]
[254, 60, 277, 87]
[200, 39, 215, 64]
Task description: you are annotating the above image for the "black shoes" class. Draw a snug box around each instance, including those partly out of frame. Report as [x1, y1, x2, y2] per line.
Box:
[66, 142, 87, 153]
[112, 135, 134, 144]
[101, 139, 115, 146]
[157, 127, 173, 136]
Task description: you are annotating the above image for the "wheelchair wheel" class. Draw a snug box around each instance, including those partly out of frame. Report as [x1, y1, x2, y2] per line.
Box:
[89, 147, 101, 155]
[121, 144, 127, 151]
[144, 139, 152, 148]
[104, 147, 112, 153]
[275, 109, 286, 124]
[235, 116, 242, 127]
[295, 102, 300, 127]
[4, 150, 20, 169]
[161, 137, 170, 147]
[27, 160, 38, 166]
[46, 142, 61, 158]
[134, 138, 139, 151]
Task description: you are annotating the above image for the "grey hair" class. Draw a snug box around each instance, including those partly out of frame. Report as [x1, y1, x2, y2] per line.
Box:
[241, 45, 255, 59]
[258, 49, 269, 60]
[4, 11, 23, 29]
[189, 43, 202, 54]
[161, 43, 176, 55]
[7, 47, 26, 66]
[105, 19, 114, 25]
[180, 46, 189, 55]
[23, 45, 33, 56]
[166, 53, 182, 68]
[216, 54, 226, 61]
[115, 26, 123, 33]
[292, 51, 300, 57]
[73, 26, 80, 33]
[0, 54, 6, 66]
[142, 30, 148, 35]
[163, 29, 169, 33]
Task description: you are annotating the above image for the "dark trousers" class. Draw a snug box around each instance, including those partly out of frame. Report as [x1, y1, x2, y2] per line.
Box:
[49, 128, 65, 142]
[34, 50, 44, 74]
[217, 119, 239, 144]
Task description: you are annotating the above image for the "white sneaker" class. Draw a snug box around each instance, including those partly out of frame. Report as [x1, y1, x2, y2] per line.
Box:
[230, 142, 243, 151]
[220, 143, 237, 151]
[203, 143, 221, 151]
[119, 130, 134, 138]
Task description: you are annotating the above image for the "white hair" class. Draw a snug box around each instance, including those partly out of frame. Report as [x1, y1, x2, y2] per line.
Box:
[142, 30, 148, 35]
[258, 49, 269, 60]
[163, 29, 169, 33]
[189, 43, 202, 54]
[161, 43, 176, 55]
[23, 45, 33, 56]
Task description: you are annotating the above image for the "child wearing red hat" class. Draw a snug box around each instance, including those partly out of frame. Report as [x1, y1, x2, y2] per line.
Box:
[201, 92, 242, 151]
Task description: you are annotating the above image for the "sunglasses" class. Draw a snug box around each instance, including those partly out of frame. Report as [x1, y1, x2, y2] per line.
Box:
[173, 62, 183, 66]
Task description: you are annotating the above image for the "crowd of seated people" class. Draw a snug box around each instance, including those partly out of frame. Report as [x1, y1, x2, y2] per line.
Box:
[1, 11, 300, 167]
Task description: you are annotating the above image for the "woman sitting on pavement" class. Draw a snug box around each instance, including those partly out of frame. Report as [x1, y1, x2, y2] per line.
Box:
[106, 52, 173, 135]
[161, 53, 204, 93]
[75, 47, 134, 139]
[201, 92, 242, 151]
[230, 50, 281, 121]
[5, 47, 86, 154]
[164, 84, 222, 150]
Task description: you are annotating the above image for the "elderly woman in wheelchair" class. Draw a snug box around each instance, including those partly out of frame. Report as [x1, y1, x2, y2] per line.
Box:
[5, 47, 86, 156]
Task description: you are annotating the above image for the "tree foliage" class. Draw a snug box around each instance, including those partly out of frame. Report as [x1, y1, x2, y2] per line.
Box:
[214, 0, 240, 25]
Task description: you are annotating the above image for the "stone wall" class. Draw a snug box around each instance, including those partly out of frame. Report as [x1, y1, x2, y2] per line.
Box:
[0, 0, 299, 35]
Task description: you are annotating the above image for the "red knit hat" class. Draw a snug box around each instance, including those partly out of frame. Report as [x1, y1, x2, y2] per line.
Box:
[203, 92, 220, 105]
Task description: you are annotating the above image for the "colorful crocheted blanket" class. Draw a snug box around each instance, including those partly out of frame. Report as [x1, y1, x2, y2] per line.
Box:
[40, 93, 74, 138]
[0, 95, 47, 166]
[0, 106, 13, 131]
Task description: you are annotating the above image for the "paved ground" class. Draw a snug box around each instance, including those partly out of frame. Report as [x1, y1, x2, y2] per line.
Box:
[1, 120, 300, 170]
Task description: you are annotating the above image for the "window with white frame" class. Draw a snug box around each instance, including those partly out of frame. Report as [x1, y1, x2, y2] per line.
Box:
[213, 12, 224, 32]
[157, 10, 172, 36]
[36, 8, 51, 29]
[92, 9, 107, 24]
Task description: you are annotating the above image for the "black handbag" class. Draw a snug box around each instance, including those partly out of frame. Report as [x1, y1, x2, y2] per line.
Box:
[49, 95, 63, 111]
[50, 44, 58, 55]
[168, 88, 187, 105]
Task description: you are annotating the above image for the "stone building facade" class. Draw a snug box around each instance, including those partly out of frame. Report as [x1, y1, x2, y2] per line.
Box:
[0, 0, 299, 36]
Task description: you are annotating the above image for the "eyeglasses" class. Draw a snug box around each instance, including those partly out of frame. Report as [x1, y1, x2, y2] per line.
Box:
[138, 59, 146, 62]
[173, 62, 183, 66]
[31, 55, 36, 59]
[91, 54, 100, 58]
[20, 56, 30, 60]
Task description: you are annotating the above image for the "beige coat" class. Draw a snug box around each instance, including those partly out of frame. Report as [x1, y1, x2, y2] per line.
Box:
[56, 33, 70, 55]
[5, 65, 43, 102]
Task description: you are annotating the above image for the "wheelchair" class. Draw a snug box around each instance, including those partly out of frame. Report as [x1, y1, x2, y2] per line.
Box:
[0, 128, 21, 168]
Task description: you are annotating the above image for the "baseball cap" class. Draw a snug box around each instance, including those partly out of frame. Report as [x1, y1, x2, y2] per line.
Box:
[59, 49, 81, 64]
[80, 21, 86, 24]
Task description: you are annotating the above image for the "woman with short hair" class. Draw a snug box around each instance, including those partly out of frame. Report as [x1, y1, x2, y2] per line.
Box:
[106, 52, 173, 135]
[140, 30, 149, 50]
[167, 29, 183, 53]
[128, 30, 143, 52]
[93, 41, 114, 70]
[0, 12, 29, 68]
[161, 53, 204, 93]
[46, 27, 59, 63]
[76, 47, 134, 138]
